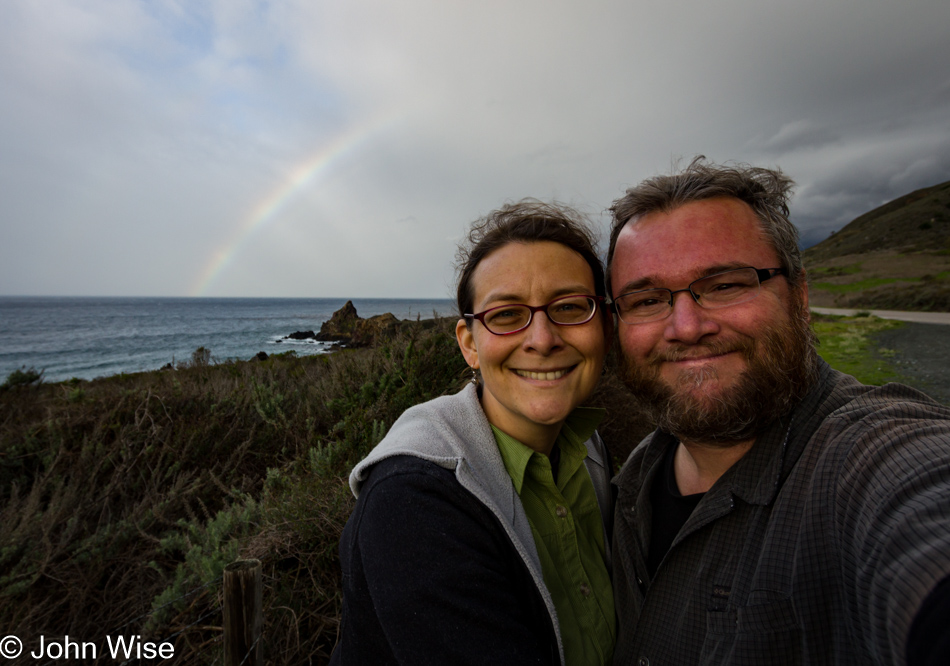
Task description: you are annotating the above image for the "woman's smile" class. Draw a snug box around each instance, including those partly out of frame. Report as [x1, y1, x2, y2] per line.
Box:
[512, 365, 576, 381]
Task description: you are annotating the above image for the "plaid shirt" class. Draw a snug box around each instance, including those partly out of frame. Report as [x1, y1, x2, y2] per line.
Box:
[612, 360, 950, 666]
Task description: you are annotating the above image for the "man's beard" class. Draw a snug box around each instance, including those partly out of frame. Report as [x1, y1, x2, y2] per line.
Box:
[618, 297, 819, 445]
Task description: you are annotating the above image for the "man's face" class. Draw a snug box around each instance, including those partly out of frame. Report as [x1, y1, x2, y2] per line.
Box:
[609, 197, 816, 444]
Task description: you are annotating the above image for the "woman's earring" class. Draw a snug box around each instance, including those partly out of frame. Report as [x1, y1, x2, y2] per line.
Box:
[469, 366, 478, 385]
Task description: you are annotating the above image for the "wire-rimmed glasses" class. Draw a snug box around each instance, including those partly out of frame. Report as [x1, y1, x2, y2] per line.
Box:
[465, 294, 603, 335]
[612, 267, 786, 325]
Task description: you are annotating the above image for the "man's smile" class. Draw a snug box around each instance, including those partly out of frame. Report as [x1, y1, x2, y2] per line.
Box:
[650, 339, 753, 367]
[664, 350, 736, 367]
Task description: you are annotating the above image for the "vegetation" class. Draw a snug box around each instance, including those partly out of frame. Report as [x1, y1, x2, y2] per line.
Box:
[0, 313, 918, 663]
[811, 276, 913, 294]
[807, 261, 950, 311]
[0, 365, 43, 390]
[839, 278, 950, 312]
[803, 179, 950, 312]
[803, 179, 950, 263]
[0, 320, 472, 664]
[808, 263, 863, 278]
[812, 313, 905, 385]
[809, 271, 950, 310]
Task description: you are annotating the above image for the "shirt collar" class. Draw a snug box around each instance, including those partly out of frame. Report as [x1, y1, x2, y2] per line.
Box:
[722, 359, 833, 505]
[493, 407, 605, 493]
[629, 360, 833, 507]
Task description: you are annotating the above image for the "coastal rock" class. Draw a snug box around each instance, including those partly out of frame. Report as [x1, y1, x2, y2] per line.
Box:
[286, 330, 317, 340]
[315, 301, 360, 341]
[253, 351, 269, 361]
[356, 312, 401, 346]
[315, 301, 401, 347]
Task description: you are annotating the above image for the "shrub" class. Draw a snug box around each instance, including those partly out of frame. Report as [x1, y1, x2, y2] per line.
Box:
[191, 346, 212, 367]
[0, 318, 467, 663]
[0, 316, 653, 663]
[1, 366, 44, 390]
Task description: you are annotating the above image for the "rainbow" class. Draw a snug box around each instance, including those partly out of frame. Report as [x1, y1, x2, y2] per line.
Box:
[191, 116, 393, 296]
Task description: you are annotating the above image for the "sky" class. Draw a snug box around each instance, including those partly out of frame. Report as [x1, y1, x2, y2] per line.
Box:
[1, 0, 948, 299]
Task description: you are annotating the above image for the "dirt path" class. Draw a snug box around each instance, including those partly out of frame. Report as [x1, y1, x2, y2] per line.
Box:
[811, 307, 950, 325]
[873, 322, 950, 405]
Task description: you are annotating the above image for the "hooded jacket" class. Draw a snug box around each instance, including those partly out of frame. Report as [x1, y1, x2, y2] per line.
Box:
[330, 383, 613, 666]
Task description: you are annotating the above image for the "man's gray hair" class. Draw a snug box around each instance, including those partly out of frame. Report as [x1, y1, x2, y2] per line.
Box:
[606, 157, 802, 296]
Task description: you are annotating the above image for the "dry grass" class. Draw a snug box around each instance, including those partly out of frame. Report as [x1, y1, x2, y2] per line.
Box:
[802, 178, 950, 313]
[8, 303, 930, 664]
[0, 320, 471, 664]
[802, 180, 950, 263]
[0, 316, 656, 665]
[806, 250, 950, 311]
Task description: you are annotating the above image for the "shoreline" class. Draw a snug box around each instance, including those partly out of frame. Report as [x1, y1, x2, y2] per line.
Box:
[0, 298, 457, 384]
[3, 312, 461, 387]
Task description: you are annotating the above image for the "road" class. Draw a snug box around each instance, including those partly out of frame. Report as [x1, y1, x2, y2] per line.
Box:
[809, 307, 950, 405]
[810, 307, 950, 325]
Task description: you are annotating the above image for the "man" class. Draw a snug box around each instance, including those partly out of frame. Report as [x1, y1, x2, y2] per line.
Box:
[607, 158, 950, 665]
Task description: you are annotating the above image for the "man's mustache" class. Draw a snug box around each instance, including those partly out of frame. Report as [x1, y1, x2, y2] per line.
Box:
[645, 338, 756, 365]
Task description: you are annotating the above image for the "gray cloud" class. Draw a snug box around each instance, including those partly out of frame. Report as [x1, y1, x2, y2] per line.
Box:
[1, 0, 949, 297]
[757, 120, 840, 154]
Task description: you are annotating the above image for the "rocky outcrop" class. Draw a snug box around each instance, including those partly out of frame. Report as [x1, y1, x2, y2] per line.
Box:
[286, 330, 317, 340]
[314, 301, 360, 340]
[355, 312, 401, 346]
[315, 301, 402, 347]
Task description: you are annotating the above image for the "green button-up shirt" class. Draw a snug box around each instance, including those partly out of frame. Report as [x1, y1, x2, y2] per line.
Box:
[492, 409, 616, 666]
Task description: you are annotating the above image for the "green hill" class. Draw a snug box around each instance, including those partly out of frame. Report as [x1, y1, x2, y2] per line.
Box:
[803, 179, 950, 311]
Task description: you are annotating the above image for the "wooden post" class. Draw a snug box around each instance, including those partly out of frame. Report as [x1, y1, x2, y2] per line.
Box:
[223, 559, 263, 666]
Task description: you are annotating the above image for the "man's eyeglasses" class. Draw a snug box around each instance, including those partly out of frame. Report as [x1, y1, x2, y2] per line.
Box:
[465, 295, 603, 335]
[612, 267, 787, 325]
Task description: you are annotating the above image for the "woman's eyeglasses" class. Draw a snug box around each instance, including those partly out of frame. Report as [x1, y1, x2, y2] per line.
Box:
[465, 295, 603, 335]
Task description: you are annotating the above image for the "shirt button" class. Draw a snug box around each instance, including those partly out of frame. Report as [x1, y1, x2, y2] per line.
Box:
[555, 505, 568, 518]
[638, 658, 650, 666]
[579, 582, 591, 597]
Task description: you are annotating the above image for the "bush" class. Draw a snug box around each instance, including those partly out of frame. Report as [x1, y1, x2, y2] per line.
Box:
[1, 366, 44, 390]
[0, 319, 467, 663]
[0, 317, 653, 663]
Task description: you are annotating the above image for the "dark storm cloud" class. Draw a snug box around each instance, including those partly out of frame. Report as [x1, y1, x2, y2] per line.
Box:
[759, 121, 840, 154]
[792, 141, 950, 248]
[1, 0, 948, 296]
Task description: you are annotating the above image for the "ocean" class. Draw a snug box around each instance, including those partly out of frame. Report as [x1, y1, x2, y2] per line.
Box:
[0, 296, 456, 383]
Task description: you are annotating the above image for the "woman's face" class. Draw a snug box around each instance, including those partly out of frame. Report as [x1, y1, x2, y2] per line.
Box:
[456, 241, 607, 451]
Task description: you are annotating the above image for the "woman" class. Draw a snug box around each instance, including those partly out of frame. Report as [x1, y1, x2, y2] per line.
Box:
[331, 200, 615, 665]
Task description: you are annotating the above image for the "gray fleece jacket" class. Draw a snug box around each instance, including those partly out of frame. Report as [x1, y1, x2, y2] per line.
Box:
[349, 383, 614, 663]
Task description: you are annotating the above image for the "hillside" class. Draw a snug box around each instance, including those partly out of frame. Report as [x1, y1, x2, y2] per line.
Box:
[803, 179, 950, 311]
[3, 302, 939, 663]
[0, 319, 652, 665]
